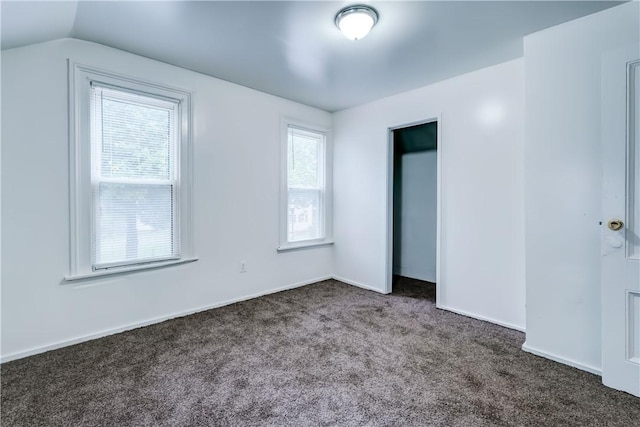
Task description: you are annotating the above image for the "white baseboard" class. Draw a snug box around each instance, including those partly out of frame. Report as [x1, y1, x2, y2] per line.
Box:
[1, 275, 533, 365]
[437, 304, 526, 332]
[521, 342, 602, 376]
[0, 275, 331, 364]
[332, 275, 388, 294]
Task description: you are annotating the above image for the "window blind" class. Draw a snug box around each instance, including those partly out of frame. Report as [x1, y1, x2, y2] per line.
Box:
[90, 84, 180, 270]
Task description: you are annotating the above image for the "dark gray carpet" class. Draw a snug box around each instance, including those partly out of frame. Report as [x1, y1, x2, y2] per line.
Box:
[2, 278, 639, 426]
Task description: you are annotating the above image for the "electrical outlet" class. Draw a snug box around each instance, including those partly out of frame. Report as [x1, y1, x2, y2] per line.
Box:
[240, 260, 247, 273]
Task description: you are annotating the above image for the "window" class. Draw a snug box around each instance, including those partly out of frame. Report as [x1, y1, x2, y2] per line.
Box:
[279, 120, 332, 250]
[67, 63, 195, 280]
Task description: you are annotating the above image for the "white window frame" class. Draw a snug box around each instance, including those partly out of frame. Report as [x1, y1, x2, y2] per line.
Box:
[65, 62, 196, 281]
[278, 118, 333, 251]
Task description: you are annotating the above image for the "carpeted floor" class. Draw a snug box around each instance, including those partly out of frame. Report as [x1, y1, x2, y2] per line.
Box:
[2, 278, 639, 426]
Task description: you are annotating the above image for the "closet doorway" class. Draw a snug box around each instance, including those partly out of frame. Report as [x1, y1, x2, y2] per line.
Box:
[386, 119, 440, 302]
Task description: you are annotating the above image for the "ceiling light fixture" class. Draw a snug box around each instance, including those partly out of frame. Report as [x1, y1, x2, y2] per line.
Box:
[335, 5, 378, 41]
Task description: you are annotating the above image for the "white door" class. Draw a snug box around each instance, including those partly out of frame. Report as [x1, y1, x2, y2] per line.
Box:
[601, 43, 640, 397]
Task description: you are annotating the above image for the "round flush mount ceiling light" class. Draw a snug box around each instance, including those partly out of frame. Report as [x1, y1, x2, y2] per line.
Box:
[335, 5, 379, 40]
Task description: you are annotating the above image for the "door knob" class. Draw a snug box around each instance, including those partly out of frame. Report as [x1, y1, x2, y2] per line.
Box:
[608, 219, 624, 231]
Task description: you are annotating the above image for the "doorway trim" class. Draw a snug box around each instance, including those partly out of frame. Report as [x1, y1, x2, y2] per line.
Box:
[385, 115, 443, 308]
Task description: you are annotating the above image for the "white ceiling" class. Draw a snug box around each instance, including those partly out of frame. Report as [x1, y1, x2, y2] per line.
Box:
[1, 1, 624, 112]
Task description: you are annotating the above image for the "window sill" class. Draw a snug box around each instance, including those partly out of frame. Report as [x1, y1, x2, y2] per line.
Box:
[277, 241, 334, 252]
[63, 257, 199, 282]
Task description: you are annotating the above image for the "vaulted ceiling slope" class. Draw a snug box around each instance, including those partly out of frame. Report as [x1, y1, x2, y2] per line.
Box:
[1, 1, 624, 112]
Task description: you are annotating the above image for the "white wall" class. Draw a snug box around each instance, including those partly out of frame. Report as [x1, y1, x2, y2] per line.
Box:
[0, 39, 333, 361]
[394, 150, 438, 282]
[523, 2, 640, 374]
[333, 59, 526, 330]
